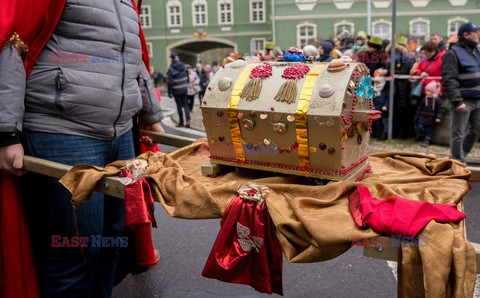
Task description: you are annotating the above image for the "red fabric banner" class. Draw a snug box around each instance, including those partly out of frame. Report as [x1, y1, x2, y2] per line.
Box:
[202, 195, 283, 295]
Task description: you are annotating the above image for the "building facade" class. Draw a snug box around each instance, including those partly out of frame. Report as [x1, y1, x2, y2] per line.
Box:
[140, 0, 480, 73]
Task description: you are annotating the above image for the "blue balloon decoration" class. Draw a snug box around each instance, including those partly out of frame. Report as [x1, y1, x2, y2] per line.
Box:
[368, 86, 374, 99]
[356, 75, 374, 99]
[364, 75, 371, 86]
[357, 81, 365, 97]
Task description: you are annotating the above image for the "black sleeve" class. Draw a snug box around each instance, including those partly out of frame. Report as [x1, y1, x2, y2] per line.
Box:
[0, 131, 21, 146]
[441, 50, 463, 107]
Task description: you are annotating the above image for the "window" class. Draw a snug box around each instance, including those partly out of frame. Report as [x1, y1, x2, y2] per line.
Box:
[167, 1, 182, 28]
[295, 0, 316, 10]
[193, 0, 207, 26]
[333, 0, 354, 9]
[334, 21, 354, 37]
[448, 17, 467, 37]
[409, 0, 430, 7]
[140, 5, 152, 28]
[409, 18, 429, 42]
[372, 0, 391, 8]
[250, 0, 265, 23]
[251, 38, 265, 54]
[218, 0, 233, 25]
[372, 20, 391, 40]
[146, 42, 153, 58]
[297, 23, 316, 49]
[448, 0, 467, 6]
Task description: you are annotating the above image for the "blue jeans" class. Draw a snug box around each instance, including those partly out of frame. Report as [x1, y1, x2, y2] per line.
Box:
[22, 130, 135, 298]
[415, 123, 434, 140]
[450, 100, 480, 162]
[173, 94, 190, 125]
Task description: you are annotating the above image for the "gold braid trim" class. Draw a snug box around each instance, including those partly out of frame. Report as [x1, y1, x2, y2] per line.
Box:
[2, 33, 29, 57]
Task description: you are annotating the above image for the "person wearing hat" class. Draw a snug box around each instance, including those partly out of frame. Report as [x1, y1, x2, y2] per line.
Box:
[381, 35, 416, 138]
[413, 81, 444, 147]
[351, 35, 365, 53]
[316, 41, 334, 62]
[442, 21, 480, 162]
[167, 52, 191, 127]
[357, 35, 385, 75]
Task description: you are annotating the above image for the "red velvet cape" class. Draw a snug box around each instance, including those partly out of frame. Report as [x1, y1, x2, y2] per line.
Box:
[0, 0, 152, 295]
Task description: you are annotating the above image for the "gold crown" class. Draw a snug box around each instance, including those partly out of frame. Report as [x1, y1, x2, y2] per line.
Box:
[266, 42, 276, 50]
[357, 30, 368, 40]
[369, 36, 383, 46]
[395, 36, 407, 46]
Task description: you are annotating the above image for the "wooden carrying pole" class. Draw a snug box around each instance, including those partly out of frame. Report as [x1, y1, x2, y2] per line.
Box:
[22, 132, 196, 200]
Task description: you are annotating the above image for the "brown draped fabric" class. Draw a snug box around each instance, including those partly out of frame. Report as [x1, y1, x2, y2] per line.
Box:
[59, 139, 476, 296]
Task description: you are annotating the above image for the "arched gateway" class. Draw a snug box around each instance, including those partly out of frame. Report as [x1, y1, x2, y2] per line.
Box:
[166, 37, 238, 68]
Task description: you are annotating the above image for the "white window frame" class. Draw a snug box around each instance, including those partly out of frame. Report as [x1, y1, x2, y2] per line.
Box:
[448, 17, 468, 37]
[295, 0, 316, 11]
[449, 0, 467, 6]
[334, 20, 355, 37]
[296, 22, 317, 49]
[167, 0, 182, 28]
[250, 0, 265, 23]
[372, 19, 391, 40]
[409, 0, 430, 7]
[250, 38, 266, 55]
[218, 0, 233, 25]
[146, 42, 153, 58]
[409, 18, 430, 40]
[372, 0, 392, 8]
[140, 5, 152, 28]
[333, 0, 354, 10]
[192, 0, 208, 27]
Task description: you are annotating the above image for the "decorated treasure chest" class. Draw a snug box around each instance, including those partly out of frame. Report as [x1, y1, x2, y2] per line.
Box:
[201, 55, 380, 181]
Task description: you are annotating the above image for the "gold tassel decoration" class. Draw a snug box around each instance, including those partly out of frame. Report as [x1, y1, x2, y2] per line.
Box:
[274, 80, 298, 104]
[239, 64, 273, 101]
[239, 77, 262, 101]
[2, 32, 29, 57]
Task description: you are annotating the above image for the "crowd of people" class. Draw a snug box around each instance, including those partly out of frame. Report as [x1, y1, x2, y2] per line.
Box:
[319, 24, 480, 163]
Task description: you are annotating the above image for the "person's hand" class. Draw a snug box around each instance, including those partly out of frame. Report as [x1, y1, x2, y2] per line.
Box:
[435, 118, 441, 123]
[141, 122, 165, 147]
[456, 103, 467, 112]
[420, 72, 428, 79]
[168, 92, 173, 98]
[382, 106, 388, 111]
[0, 143, 25, 176]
